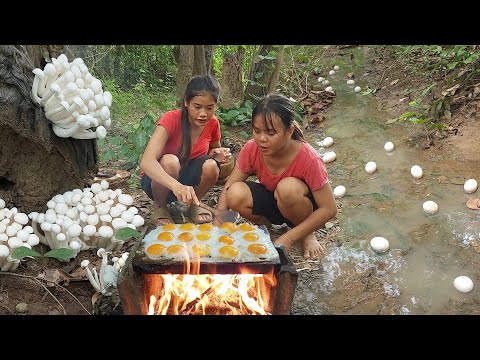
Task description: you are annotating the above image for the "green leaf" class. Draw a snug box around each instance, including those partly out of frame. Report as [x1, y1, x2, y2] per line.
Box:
[239, 131, 250, 138]
[255, 71, 264, 79]
[12, 246, 42, 260]
[44, 248, 76, 261]
[116, 227, 142, 241]
[447, 61, 458, 70]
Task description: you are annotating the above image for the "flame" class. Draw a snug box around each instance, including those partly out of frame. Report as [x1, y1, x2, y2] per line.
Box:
[146, 247, 276, 315]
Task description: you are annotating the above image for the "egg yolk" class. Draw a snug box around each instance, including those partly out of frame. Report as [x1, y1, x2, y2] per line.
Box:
[146, 243, 166, 256]
[178, 232, 194, 242]
[219, 245, 239, 258]
[243, 232, 259, 242]
[238, 223, 256, 232]
[220, 222, 237, 233]
[196, 232, 212, 241]
[198, 223, 214, 232]
[157, 231, 174, 241]
[162, 223, 177, 231]
[167, 244, 185, 254]
[180, 223, 196, 231]
[219, 235, 235, 245]
[191, 244, 211, 256]
[248, 243, 267, 255]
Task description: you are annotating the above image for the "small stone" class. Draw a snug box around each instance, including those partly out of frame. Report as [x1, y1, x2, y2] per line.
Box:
[15, 302, 28, 314]
[325, 222, 334, 230]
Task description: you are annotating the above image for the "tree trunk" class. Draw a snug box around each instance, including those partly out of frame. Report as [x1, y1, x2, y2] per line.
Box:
[204, 45, 214, 75]
[193, 45, 207, 75]
[175, 45, 195, 107]
[268, 45, 284, 93]
[219, 46, 245, 108]
[244, 45, 274, 103]
[0, 45, 98, 213]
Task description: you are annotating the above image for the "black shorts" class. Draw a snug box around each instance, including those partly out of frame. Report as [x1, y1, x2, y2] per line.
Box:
[140, 154, 215, 203]
[244, 180, 317, 228]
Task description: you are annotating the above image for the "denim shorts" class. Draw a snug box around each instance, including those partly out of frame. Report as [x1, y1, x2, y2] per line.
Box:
[140, 154, 214, 203]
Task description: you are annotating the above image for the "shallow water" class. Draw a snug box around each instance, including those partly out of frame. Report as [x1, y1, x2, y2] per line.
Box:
[293, 48, 480, 315]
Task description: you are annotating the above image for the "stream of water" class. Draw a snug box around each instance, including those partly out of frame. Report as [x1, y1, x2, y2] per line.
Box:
[292, 48, 480, 315]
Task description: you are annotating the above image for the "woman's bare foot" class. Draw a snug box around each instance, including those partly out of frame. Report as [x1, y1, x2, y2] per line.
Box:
[301, 233, 324, 259]
[274, 232, 324, 259]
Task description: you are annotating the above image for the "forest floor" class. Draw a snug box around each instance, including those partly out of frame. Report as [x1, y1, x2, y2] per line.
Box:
[1, 45, 478, 315]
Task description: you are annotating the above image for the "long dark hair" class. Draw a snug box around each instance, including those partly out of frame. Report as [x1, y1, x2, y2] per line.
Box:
[178, 74, 220, 165]
[251, 93, 305, 141]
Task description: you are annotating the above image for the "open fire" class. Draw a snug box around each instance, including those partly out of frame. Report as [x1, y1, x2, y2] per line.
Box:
[117, 225, 298, 315]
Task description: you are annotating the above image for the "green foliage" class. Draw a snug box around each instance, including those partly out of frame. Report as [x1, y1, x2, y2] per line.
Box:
[115, 228, 142, 241]
[12, 247, 76, 262]
[399, 101, 446, 132]
[97, 112, 159, 171]
[217, 100, 254, 127]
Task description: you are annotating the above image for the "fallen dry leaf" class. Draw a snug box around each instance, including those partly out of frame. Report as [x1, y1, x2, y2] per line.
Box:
[390, 79, 399, 85]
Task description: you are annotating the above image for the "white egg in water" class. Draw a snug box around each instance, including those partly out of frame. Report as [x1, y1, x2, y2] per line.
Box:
[347, 79, 355, 85]
[333, 185, 346, 198]
[323, 151, 336, 163]
[354, 86, 362, 93]
[329, 70, 335, 76]
[317, 76, 325, 82]
[384, 141, 394, 152]
[370, 236, 390, 253]
[333, 65, 340, 71]
[323, 80, 330, 86]
[410, 165, 423, 179]
[325, 86, 334, 93]
[322, 137, 334, 147]
[423, 200, 438, 214]
[453, 276, 474, 293]
[464, 179, 478, 194]
[365, 161, 377, 174]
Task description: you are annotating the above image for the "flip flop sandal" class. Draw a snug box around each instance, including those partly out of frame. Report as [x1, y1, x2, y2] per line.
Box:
[466, 198, 480, 210]
[188, 204, 213, 224]
[150, 207, 174, 225]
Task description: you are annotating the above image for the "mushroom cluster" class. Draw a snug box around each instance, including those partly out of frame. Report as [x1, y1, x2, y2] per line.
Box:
[81, 248, 129, 296]
[31, 54, 112, 139]
[0, 199, 40, 271]
[29, 180, 144, 255]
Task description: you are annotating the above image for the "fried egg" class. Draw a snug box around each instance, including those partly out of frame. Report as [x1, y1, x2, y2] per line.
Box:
[142, 222, 279, 263]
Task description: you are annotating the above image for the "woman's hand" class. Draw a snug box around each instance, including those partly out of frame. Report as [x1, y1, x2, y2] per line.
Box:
[210, 147, 232, 164]
[171, 183, 199, 206]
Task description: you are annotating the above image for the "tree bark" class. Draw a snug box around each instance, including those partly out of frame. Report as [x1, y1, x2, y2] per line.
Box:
[219, 46, 245, 108]
[193, 45, 207, 75]
[175, 45, 195, 107]
[204, 45, 214, 75]
[0, 45, 98, 213]
[268, 45, 284, 93]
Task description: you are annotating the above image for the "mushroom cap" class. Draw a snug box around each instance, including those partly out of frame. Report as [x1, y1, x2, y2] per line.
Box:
[81, 259, 90, 267]
[0, 244, 10, 257]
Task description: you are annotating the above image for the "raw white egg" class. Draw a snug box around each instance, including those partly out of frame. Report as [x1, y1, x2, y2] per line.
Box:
[354, 86, 362, 93]
[347, 79, 355, 85]
[333, 65, 340, 71]
[384, 141, 394, 152]
[423, 200, 438, 215]
[464, 179, 478, 194]
[411, 165, 423, 179]
[329, 70, 336, 76]
[325, 86, 334, 93]
[322, 137, 334, 148]
[323, 80, 330, 86]
[317, 76, 325, 82]
[370, 236, 390, 253]
[453, 276, 474, 293]
[365, 161, 377, 174]
[323, 151, 336, 163]
[334, 185, 346, 198]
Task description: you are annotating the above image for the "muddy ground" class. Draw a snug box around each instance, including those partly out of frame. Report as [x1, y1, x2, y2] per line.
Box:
[1, 46, 478, 315]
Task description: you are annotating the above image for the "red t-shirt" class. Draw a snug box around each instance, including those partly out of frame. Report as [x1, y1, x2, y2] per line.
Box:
[140, 109, 221, 176]
[236, 139, 329, 192]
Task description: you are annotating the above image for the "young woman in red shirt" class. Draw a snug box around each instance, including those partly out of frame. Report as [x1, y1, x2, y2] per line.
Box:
[140, 74, 232, 224]
[214, 93, 337, 259]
